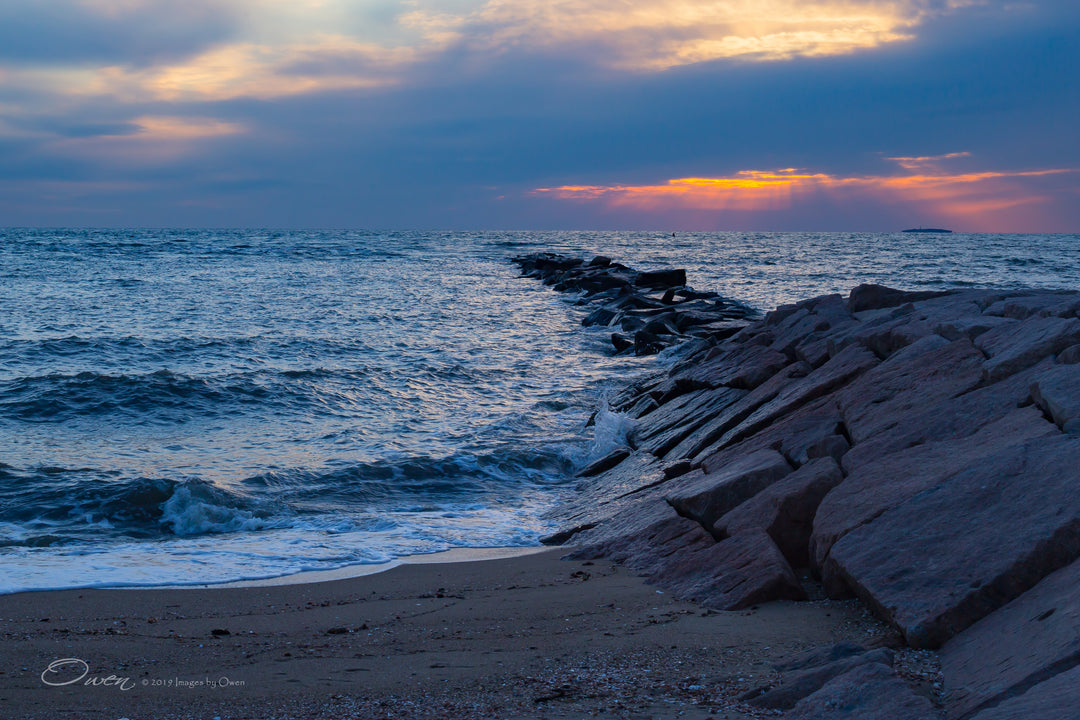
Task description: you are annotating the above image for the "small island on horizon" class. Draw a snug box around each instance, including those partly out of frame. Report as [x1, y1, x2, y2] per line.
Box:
[903, 227, 954, 233]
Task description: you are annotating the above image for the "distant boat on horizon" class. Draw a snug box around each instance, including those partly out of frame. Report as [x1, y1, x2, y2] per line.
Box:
[902, 227, 953, 233]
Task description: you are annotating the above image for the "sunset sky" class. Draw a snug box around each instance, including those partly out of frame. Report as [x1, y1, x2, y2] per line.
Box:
[1, 0, 1077, 230]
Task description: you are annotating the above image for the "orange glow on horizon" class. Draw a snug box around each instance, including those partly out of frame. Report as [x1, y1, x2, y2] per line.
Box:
[532, 160, 1078, 230]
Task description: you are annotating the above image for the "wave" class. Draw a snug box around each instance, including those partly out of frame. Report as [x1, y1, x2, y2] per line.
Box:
[0, 443, 578, 547]
[0, 370, 277, 422]
[0, 334, 376, 369]
[0, 367, 385, 423]
[0, 469, 279, 545]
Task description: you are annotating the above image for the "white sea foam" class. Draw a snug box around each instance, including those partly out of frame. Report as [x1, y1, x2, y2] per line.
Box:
[587, 406, 636, 460]
[8, 229, 1077, 592]
[160, 487, 271, 536]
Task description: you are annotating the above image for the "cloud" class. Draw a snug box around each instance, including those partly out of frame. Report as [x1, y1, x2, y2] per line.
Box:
[0, 0, 983, 106]
[80, 39, 419, 102]
[408, 0, 977, 70]
[532, 156, 1078, 231]
[0, 0, 238, 66]
[43, 116, 248, 164]
[887, 151, 972, 170]
[0, 0, 1075, 230]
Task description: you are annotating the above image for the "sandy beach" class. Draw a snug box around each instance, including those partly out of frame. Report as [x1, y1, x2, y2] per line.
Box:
[0, 549, 892, 719]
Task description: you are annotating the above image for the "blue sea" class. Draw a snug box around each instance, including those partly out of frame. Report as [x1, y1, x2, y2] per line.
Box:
[1, 229, 1078, 592]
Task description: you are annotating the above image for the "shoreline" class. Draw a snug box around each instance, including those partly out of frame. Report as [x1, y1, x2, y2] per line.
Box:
[8, 250, 1080, 718]
[0, 549, 890, 720]
[134, 545, 556, 591]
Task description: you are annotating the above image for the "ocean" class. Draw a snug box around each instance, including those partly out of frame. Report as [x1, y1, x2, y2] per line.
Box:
[2, 229, 1078, 592]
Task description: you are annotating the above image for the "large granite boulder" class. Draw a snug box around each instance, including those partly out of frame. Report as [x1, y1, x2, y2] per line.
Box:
[691, 395, 846, 472]
[1029, 362, 1080, 433]
[964, 665, 1080, 720]
[785, 662, 941, 719]
[716, 456, 844, 568]
[568, 503, 804, 609]
[976, 315, 1080, 382]
[835, 335, 985, 445]
[651, 529, 806, 609]
[630, 386, 745, 457]
[663, 448, 793, 529]
[982, 291, 1080, 320]
[745, 645, 895, 710]
[672, 341, 790, 391]
[715, 344, 878, 449]
[811, 406, 1056, 576]
[839, 358, 1054, 474]
[767, 294, 855, 356]
[941, 557, 1080, 718]
[848, 283, 953, 313]
[667, 360, 812, 462]
[825, 435, 1080, 648]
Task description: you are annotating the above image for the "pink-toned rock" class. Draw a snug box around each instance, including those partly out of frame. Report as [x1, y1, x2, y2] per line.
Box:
[543, 452, 667, 538]
[1029, 363, 1080, 433]
[569, 505, 805, 609]
[664, 360, 811, 462]
[840, 358, 1054, 474]
[825, 435, 1080, 648]
[812, 406, 1056, 577]
[785, 663, 941, 719]
[1058, 343, 1080, 364]
[557, 482, 708, 557]
[774, 400, 850, 467]
[794, 335, 833, 367]
[650, 529, 807, 609]
[982, 291, 1080, 320]
[664, 448, 793, 529]
[843, 313, 938, 358]
[976, 315, 1080, 382]
[847, 284, 953, 313]
[696, 395, 846, 472]
[768, 294, 855, 355]
[610, 372, 665, 412]
[935, 314, 1015, 342]
[673, 341, 790, 390]
[631, 387, 742, 446]
[716, 457, 844, 568]
[836, 336, 985, 444]
[965, 665, 1080, 720]
[941, 557, 1080, 718]
[632, 387, 746, 457]
[707, 344, 878, 452]
[833, 292, 990, 360]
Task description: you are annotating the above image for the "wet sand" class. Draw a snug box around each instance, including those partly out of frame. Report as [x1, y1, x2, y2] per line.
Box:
[0, 549, 891, 719]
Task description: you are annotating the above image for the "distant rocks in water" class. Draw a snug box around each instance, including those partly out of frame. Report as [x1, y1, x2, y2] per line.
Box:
[903, 228, 953, 233]
[516, 252, 1080, 719]
[512, 252, 757, 356]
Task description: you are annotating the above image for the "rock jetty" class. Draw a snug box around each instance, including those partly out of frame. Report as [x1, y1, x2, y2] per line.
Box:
[513, 252, 1080, 720]
[513, 252, 758, 355]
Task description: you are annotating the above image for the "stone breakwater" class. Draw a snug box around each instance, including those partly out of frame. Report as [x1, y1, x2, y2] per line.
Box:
[513, 252, 1080, 720]
[513, 252, 758, 355]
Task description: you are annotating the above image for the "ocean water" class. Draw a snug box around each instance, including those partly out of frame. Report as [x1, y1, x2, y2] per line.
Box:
[1, 229, 1078, 592]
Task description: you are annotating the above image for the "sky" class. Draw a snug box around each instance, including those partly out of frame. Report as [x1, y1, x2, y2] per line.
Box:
[0, 0, 1077, 231]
